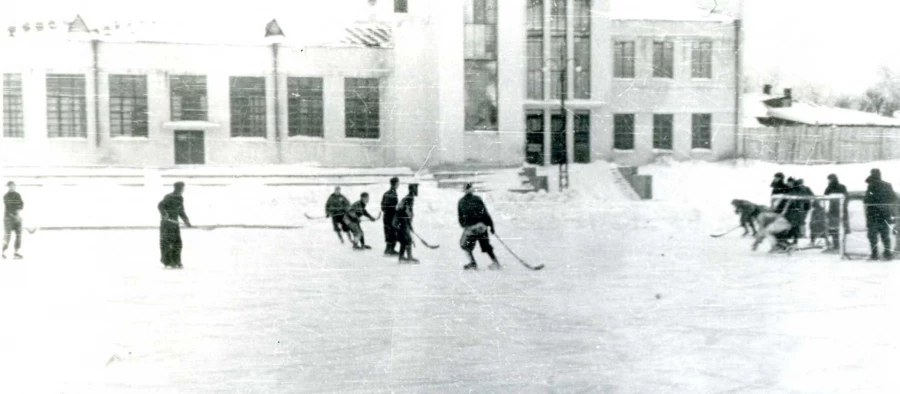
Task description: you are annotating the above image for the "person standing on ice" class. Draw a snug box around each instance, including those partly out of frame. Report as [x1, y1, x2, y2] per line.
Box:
[3, 181, 24, 260]
[325, 186, 352, 244]
[158, 182, 192, 269]
[394, 183, 418, 264]
[823, 174, 849, 253]
[795, 178, 814, 237]
[380, 177, 400, 256]
[345, 192, 378, 250]
[770, 172, 789, 208]
[864, 168, 897, 261]
[458, 183, 500, 271]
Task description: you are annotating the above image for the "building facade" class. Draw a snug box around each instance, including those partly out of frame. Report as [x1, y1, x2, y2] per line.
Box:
[0, 0, 739, 168]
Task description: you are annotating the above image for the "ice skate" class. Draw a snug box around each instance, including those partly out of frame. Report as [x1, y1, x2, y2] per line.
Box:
[463, 262, 477, 270]
[12, 253, 22, 260]
[488, 261, 501, 271]
[362, 244, 372, 250]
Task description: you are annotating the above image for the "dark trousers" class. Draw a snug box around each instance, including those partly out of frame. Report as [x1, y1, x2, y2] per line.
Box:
[867, 222, 893, 258]
[160, 221, 183, 267]
[3, 215, 22, 252]
[383, 214, 397, 247]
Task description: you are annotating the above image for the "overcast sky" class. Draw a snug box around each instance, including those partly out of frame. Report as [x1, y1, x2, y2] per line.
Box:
[2, 0, 897, 94]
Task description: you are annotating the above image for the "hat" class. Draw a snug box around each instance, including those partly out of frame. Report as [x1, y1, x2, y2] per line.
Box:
[827, 173, 837, 180]
[6, 181, 14, 186]
[464, 183, 474, 192]
[390, 177, 399, 184]
[409, 183, 419, 190]
[871, 168, 881, 176]
[775, 172, 784, 178]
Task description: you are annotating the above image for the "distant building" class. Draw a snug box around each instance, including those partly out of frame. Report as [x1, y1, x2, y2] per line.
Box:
[0, 0, 740, 167]
[747, 84, 900, 127]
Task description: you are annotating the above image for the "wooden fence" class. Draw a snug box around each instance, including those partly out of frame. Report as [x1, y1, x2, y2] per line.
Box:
[740, 126, 900, 164]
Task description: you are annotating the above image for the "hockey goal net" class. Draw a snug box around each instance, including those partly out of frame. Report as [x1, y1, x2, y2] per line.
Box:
[771, 193, 898, 259]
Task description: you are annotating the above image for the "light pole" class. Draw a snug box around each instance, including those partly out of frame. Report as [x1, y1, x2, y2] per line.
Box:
[557, 0, 570, 191]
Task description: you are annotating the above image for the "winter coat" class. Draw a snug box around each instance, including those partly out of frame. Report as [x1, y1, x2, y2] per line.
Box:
[393, 194, 415, 229]
[458, 194, 494, 229]
[346, 200, 375, 223]
[325, 194, 350, 217]
[771, 179, 790, 196]
[3, 191, 23, 218]
[381, 188, 399, 222]
[824, 181, 849, 217]
[864, 175, 897, 223]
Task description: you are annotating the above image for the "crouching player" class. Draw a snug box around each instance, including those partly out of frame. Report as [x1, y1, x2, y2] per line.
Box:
[752, 211, 795, 253]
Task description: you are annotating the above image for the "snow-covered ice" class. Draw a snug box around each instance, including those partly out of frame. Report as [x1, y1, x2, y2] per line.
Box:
[1, 160, 899, 393]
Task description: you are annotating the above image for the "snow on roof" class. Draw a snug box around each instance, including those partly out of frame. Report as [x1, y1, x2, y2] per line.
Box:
[2, 15, 392, 48]
[766, 101, 900, 127]
[743, 92, 772, 128]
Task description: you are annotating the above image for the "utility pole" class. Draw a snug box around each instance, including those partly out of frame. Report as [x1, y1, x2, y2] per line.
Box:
[558, 0, 570, 192]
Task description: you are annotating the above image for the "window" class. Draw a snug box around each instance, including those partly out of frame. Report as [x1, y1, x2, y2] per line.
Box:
[614, 41, 635, 78]
[526, 0, 543, 100]
[613, 114, 634, 150]
[653, 114, 673, 150]
[46, 74, 87, 138]
[109, 75, 148, 137]
[692, 41, 713, 79]
[653, 41, 674, 78]
[345, 78, 380, 139]
[464, 0, 498, 131]
[573, 111, 591, 163]
[170, 75, 207, 121]
[549, 36, 565, 99]
[288, 77, 324, 138]
[230, 76, 267, 138]
[692, 113, 712, 149]
[573, 0, 590, 99]
[3, 74, 24, 138]
[394, 0, 408, 13]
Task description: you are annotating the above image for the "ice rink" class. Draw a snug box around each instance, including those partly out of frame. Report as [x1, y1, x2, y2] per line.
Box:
[1, 160, 899, 393]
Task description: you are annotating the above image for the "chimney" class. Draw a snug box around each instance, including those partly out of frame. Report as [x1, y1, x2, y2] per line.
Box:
[763, 84, 772, 95]
[783, 88, 793, 107]
[784, 88, 792, 99]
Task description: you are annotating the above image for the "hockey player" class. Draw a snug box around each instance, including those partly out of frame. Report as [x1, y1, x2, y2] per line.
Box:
[158, 182, 192, 268]
[381, 177, 400, 256]
[345, 192, 379, 250]
[458, 183, 500, 271]
[325, 186, 352, 244]
[752, 210, 794, 252]
[864, 168, 897, 261]
[770, 172, 790, 209]
[394, 183, 418, 263]
[823, 174, 849, 253]
[731, 199, 766, 236]
[3, 181, 24, 260]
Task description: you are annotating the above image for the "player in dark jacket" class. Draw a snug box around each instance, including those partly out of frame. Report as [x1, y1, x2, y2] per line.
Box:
[158, 182, 192, 268]
[393, 183, 418, 263]
[823, 174, 850, 252]
[770, 172, 790, 209]
[381, 177, 400, 256]
[345, 192, 379, 250]
[458, 183, 500, 270]
[3, 181, 25, 260]
[325, 187, 352, 244]
[864, 168, 897, 260]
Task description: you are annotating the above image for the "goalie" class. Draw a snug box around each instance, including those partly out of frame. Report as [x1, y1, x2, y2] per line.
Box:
[751, 211, 794, 252]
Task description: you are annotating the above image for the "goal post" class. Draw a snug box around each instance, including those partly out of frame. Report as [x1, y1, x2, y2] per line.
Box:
[770, 194, 846, 257]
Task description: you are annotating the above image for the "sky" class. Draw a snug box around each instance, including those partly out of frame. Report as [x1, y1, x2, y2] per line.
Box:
[2, 0, 898, 95]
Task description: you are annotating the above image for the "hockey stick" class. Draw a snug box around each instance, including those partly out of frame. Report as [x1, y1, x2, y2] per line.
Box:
[493, 233, 544, 271]
[305, 213, 327, 220]
[411, 230, 440, 249]
[710, 225, 742, 238]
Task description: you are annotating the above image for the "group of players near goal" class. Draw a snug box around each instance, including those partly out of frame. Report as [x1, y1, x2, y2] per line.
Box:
[735, 168, 897, 260]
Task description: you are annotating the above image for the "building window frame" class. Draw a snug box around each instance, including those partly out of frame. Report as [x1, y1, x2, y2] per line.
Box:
[170, 75, 208, 122]
[287, 77, 324, 138]
[344, 78, 380, 140]
[652, 114, 673, 150]
[46, 74, 87, 139]
[526, 0, 543, 100]
[229, 76, 267, 138]
[652, 41, 675, 79]
[109, 74, 148, 138]
[573, 0, 590, 99]
[614, 41, 635, 79]
[691, 40, 713, 79]
[2, 73, 24, 138]
[464, 0, 499, 132]
[613, 113, 635, 150]
[692, 113, 712, 149]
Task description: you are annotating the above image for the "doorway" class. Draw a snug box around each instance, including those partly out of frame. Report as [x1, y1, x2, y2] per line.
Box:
[525, 111, 544, 165]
